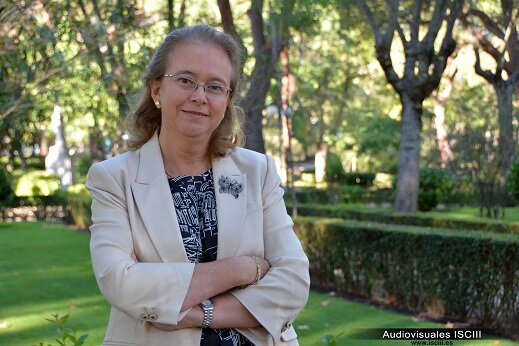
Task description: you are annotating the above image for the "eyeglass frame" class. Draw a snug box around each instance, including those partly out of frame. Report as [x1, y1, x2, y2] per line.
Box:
[162, 74, 232, 97]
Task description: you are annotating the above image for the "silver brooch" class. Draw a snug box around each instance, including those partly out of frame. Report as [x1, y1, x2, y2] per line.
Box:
[218, 176, 243, 199]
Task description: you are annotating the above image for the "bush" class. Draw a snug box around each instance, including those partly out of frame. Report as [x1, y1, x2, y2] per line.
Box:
[0, 165, 13, 204]
[55, 184, 92, 229]
[341, 172, 375, 186]
[14, 170, 61, 196]
[295, 217, 519, 338]
[418, 167, 453, 211]
[325, 151, 346, 183]
[74, 153, 92, 181]
[508, 160, 519, 202]
[293, 204, 519, 234]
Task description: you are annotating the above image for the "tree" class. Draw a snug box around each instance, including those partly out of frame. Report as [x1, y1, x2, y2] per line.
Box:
[0, 1, 84, 121]
[219, 0, 295, 153]
[431, 53, 457, 169]
[461, 0, 519, 209]
[358, 0, 463, 212]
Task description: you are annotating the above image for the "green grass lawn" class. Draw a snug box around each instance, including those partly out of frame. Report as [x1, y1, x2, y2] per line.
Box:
[0, 221, 517, 346]
[424, 207, 519, 224]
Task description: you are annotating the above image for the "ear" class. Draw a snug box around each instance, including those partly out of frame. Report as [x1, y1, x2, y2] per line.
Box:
[150, 79, 162, 102]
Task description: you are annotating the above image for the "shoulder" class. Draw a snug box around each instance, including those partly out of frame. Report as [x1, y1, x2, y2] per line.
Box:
[87, 150, 139, 187]
[228, 147, 269, 170]
[91, 151, 137, 173]
[227, 147, 280, 187]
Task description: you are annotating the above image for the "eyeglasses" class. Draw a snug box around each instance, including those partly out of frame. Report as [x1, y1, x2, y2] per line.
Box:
[163, 74, 232, 98]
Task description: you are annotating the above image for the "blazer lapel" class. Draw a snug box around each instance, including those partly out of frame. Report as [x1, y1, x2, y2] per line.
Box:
[130, 134, 188, 263]
[213, 155, 247, 259]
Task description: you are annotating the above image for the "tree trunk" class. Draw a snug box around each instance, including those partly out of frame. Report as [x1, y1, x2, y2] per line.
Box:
[495, 79, 515, 188]
[167, 0, 174, 31]
[433, 98, 453, 169]
[433, 66, 455, 169]
[238, 0, 275, 153]
[395, 94, 421, 212]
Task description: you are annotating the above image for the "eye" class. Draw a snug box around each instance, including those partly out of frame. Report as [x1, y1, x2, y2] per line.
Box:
[177, 77, 195, 85]
[206, 84, 225, 94]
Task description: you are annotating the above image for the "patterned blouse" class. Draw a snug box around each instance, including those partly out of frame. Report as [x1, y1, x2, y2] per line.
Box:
[168, 169, 255, 346]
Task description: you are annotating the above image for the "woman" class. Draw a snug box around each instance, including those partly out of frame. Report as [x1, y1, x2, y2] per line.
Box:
[86, 24, 310, 346]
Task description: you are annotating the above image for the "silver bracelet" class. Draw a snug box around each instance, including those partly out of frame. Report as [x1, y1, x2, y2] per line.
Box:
[200, 299, 214, 328]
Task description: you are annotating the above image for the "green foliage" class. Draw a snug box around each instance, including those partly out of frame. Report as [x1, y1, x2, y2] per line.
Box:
[74, 153, 91, 181]
[14, 170, 61, 197]
[294, 204, 519, 234]
[322, 332, 344, 346]
[418, 167, 454, 211]
[286, 186, 393, 205]
[508, 160, 519, 202]
[56, 184, 92, 229]
[295, 217, 519, 338]
[325, 151, 346, 183]
[342, 172, 375, 186]
[0, 165, 14, 203]
[34, 314, 88, 346]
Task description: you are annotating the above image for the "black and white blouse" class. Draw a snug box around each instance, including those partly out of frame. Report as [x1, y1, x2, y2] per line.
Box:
[168, 169, 255, 346]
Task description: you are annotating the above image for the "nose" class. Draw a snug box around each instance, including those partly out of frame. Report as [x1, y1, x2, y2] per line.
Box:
[190, 84, 208, 103]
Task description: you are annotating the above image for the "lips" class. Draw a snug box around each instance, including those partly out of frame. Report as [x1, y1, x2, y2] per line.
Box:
[183, 109, 208, 117]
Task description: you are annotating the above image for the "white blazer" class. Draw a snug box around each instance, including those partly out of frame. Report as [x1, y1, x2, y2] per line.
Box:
[86, 133, 310, 346]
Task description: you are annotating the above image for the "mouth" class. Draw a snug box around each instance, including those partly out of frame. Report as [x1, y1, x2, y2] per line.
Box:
[183, 110, 208, 117]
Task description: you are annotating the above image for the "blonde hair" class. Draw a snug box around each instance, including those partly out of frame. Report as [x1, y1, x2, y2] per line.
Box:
[127, 24, 244, 158]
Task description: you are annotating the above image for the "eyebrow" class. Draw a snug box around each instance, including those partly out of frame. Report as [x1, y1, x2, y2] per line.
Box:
[171, 70, 229, 85]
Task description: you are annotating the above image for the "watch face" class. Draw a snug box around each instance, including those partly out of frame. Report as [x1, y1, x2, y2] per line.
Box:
[201, 299, 212, 308]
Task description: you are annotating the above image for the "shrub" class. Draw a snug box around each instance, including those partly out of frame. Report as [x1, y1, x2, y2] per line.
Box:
[293, 204, 519, 234]
[35, 313, 88, 346]
[508, 160, 519, 202]
[295, 217, 519, 338]
[55, 184, 92, 229]
[14, 170, 61, 196]
[0, 165, 13, 204]
[74, 153, 91, 181]
[325, 151, 346, 183]
[418, 167, 453, 211]
[341, 172, 375, 186]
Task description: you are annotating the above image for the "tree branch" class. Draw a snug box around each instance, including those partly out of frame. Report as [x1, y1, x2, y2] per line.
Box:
[474, 47, 497, 84]
[384, 0, 399, 48]
[426, 1, 462, 95]
[471, 27, 502, 62]
[396, 21, 408, 45]
[410, 0, 422, 44]
[356, 1, 382, 45]
[247, 0, 266, 53]
[0, 49, 86, 121]
[422, 0, 448, 51]
[467, 8, 505, 39]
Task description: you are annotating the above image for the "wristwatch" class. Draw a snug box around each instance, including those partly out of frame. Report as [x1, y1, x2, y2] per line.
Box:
[200, 299, 214, 328]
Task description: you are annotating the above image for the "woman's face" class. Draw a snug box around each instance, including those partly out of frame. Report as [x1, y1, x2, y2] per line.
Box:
[151, 40, 233, 144]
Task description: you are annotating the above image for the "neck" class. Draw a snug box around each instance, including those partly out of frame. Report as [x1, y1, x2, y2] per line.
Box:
[158, 131, 211, 176]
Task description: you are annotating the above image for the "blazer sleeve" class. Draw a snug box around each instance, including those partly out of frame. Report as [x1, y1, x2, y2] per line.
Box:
[86, 162, 195, 324]
[230, 155, 310, 343]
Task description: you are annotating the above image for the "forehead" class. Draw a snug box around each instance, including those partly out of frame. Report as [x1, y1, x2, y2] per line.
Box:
[165, 40, 234, 83]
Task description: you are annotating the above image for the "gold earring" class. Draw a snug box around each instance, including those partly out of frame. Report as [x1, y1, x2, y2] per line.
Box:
[155, 100, 161, 109]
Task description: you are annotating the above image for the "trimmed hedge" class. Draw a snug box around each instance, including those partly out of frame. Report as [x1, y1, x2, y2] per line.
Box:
[286, 187, 394, 205]
[291, 204, 519, 234]
[0, 187, 92, 229]
[295, 217, 519, 338]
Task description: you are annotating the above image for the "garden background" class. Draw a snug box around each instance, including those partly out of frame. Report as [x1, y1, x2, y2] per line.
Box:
[1, 1, 519, 345]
